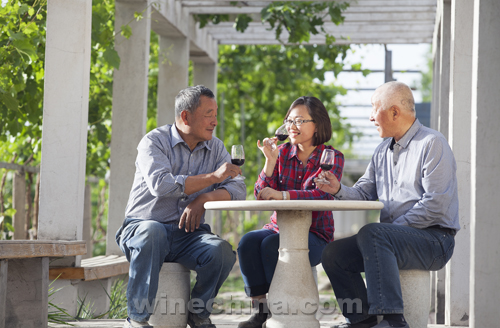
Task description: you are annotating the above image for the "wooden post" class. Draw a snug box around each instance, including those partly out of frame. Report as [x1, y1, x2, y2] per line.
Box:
[13, 170, 26, 240]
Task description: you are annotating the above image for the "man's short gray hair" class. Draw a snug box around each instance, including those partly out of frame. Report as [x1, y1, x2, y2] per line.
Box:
[175, 85, 215, 118]
[379, 81, 415, 114]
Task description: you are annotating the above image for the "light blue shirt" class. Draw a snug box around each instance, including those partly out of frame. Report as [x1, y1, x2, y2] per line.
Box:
[124, 124, 247, 223]
[336, 119, 460, 231]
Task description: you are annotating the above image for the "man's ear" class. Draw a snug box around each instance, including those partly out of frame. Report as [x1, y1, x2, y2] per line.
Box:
[180, 110, 189, 125]
[391, 105, 400, 121]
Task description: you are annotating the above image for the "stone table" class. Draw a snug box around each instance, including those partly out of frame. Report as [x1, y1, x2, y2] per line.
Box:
[204, 200, 384, 328]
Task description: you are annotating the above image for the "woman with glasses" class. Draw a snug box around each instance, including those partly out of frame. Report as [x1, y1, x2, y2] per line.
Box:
[237, 96, 345, 328]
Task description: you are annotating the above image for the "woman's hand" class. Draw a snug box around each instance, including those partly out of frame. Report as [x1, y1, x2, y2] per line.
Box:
[315, 171, 341, 195]
[257, 187, 285, 200]
[257, 138, 279, 162]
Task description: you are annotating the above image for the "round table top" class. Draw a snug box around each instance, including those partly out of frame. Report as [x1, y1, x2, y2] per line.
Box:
[204, 200, 384, 212]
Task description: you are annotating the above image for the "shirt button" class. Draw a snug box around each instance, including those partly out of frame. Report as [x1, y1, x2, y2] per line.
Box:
[299, 176, 301, 178]
[394, 162, 397, 165]
[391, 198, 394, 201]
[394, 180, 397, 184]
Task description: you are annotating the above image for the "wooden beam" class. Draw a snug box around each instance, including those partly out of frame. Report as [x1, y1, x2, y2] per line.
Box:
[0, 240, 87, 259]
[49, 255, 130, 281]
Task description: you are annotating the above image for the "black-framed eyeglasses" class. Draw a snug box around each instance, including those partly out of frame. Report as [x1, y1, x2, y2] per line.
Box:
[283, 118, 315, 127]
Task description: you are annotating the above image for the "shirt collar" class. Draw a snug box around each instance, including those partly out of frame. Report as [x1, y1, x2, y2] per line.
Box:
[288, 143, 323, 163]
[170, 124, 211, 151]
[391, 118, 422, 150]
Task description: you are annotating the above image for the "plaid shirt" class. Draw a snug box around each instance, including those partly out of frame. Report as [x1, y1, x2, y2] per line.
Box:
[254, 143, 344, 242]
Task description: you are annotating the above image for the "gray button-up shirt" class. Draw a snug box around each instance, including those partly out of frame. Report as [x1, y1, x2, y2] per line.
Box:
[336, 119, 460, 231]
[124, 124, 247, 224]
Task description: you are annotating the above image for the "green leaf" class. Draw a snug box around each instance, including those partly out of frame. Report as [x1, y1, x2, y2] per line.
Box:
[12, 38, 37, 59]
[5, 222, 14, 232]
[0, 92, 19, 112]
[120, 25, 132, 39]
[28, 8, 35, 16]
[103, 48, 120, 69]
[134, 11, 143, 21]
[234, 14, 252, 33]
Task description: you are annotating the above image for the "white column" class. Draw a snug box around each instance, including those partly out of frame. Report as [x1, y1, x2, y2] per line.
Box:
[431, 33, 441, 131]
[193, 60, 219, 226]
[38, 0, 92, 246]
[157, 36, 189, 127]
[193, 61, 218, 95]
[437, 0, 451, 140]
[446, 0, 473, 325]
[106, 0, 151, 255]
[470, 0, 500, 327]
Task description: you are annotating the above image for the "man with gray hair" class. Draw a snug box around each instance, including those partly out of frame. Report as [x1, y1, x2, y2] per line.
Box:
[116, 85, 246, 328]
[316, 81, 460, 328]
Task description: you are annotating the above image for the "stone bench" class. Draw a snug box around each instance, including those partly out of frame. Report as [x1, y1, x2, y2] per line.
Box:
[399, 270, 431, 328]
[0, 240, 86, 328]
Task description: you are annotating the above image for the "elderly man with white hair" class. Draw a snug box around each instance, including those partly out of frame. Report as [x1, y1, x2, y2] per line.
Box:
[316, 81, 460, 328]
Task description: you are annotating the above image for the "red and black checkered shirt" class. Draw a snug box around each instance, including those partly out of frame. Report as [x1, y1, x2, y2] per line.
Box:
[254, 143, 344, 242]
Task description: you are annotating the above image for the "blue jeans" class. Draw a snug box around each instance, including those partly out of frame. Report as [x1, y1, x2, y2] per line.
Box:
[238, 229, 327, 297]
[116, 218, 236, 322]
[321, 223, 455, 324]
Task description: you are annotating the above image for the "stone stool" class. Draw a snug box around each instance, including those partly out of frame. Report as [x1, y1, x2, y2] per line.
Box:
[399, 270, 431, 328]
[149, 263, 191, 328]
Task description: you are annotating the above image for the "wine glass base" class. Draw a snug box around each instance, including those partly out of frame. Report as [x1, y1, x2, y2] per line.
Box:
[315, 179, 330, 185]
[232, 175, 246, 180]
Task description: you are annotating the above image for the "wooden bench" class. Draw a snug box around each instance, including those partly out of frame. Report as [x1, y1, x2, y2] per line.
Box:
[48, 254, 130, 318]
[0, 240, 86, 328]
[49, 255, 129, 281]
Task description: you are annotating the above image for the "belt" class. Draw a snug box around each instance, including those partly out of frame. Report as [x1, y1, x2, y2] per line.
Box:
[428, 225, 456, 236]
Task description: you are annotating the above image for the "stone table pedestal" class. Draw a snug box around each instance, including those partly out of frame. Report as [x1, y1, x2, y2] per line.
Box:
[205, 200, 384, 328]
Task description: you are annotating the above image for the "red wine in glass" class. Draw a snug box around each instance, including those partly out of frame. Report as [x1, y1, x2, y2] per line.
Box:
[231, 145, 246, 180]
[268, 124, 289, 149]
[320, 164, 333, 171]
[316, 149, 335, 185]
[231, 159, 245, 166]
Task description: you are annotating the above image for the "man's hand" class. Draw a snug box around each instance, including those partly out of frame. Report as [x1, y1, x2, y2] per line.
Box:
[315, 171, 341, 195]
[257, 187, 283, 200]
[178, 197, 205, 232]
[212, 162, 242, 182]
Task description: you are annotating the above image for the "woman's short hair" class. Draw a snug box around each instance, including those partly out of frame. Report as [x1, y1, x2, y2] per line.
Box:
[285, 96, 332, 146]
[175, 85, 215, 118]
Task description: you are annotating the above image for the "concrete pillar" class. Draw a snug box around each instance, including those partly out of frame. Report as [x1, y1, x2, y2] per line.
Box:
[400, 270, 430, 328]
[193, 60, 219, 227]
[470, 0, 500, 327]
[13, 170, 26, 240]
[0, 260, 7, 328]
[38, 0, 91, 246]
[193, 61, 217, 95]
[434, 268, 446, 324]
[157, 36, 190, 127]
[106, 0, 151, 255]
[5, 258, 49, 328]
[445, 0, 474, 325]
[149, 263, 191, 328]
[438, 0, 451, 140]
[82, 184, 93, 259]
[431, 41, 441, 131]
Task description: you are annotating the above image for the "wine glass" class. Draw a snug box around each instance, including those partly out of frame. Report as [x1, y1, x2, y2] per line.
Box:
[316, 149, 335, 185]
[267, 124, 289, 150]
[231, 145, 246, 180]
